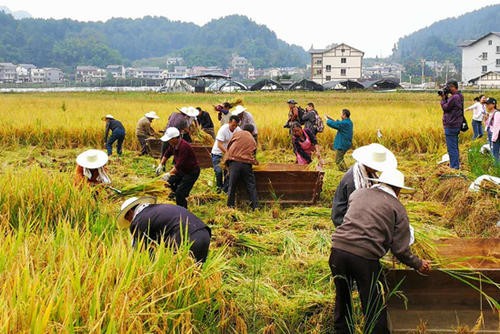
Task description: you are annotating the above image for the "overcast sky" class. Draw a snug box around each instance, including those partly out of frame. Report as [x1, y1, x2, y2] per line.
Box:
[1, 0, 499, 57]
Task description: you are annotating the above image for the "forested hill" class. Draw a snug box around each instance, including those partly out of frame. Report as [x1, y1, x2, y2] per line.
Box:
[0, 12, 308, 70]
[392, 4, 500, 66]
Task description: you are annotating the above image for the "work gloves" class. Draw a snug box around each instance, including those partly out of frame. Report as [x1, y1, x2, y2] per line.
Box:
[155, 163, 164, 176]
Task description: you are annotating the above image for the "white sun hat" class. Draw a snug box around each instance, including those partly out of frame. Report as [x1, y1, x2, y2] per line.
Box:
[231, 105, 247, 116]
[179, 106, 199, 117]
[76, 149, 109, 169]
[160, 127, 181, 142]
[116, 196, 157, 229]
[351, 143, 397, 172]
[368, 168, 414, 192]
[437, 153, 450, 164]
[104, 114, 114, 119]
[144, 111, 160, 119]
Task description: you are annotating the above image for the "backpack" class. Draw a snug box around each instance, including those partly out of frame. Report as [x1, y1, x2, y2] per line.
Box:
[313, 110, 324, 133]
[297, 106, 306, 125]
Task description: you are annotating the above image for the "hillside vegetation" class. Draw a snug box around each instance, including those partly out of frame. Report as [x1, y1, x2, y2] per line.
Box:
[0, 12, 308, 70]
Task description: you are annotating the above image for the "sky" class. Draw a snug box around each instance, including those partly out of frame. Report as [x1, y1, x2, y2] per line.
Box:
[1, 0, 499, 57]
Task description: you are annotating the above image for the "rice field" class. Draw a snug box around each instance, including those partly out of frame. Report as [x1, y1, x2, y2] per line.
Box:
[0, 91, 499, 333]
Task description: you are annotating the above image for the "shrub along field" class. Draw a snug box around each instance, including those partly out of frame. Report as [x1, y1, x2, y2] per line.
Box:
[0, 91, 498, 333]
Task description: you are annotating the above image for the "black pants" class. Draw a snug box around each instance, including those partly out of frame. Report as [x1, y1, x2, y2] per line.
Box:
[226, 161, 258, 209]
[167, 168, 200, 208]
[329, 248, 389, 334]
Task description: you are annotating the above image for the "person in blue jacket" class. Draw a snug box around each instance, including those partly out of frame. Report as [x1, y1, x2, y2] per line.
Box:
[326, 109, 353, 171]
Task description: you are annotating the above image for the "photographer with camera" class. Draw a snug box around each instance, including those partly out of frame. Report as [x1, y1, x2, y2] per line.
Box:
[439, 80, 464, 169]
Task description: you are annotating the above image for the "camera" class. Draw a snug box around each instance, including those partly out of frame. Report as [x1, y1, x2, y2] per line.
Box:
[437, 86, 451, 96]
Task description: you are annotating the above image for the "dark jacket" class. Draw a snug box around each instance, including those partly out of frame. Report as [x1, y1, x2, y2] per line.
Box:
[332, 188, 422, 270]
[104, 119, 125, 141]
[331, 167, 355, 227]
[198, 110, 214, 129]
[440, 91, 464, 129]
[130, 204, 210, 249]
[326, 118, 353, 151]
[162, 139, 200, 174]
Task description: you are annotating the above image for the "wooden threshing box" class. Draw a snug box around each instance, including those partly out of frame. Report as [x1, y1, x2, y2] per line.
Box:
[145, 138, 213, 168]
[235, 163, 324, 205]
[386, 238, 500, 333]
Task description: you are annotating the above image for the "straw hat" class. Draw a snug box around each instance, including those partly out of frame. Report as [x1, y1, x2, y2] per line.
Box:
[160, 127, 180, 142]
[368, 168, 414, 192]
[76, 149, 108, 169]
[352, 143, 397, 172]
[437, 153, 449, 164]
[102, 114, 114, 120]
[179, 106, 199, 117]
[116, 196, 157, 229]
[231, 105, 247, 116]
[144, 111, 160, 119]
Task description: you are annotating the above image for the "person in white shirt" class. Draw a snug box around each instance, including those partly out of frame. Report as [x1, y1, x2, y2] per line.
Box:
[465, 94, 487, 139]
[211, 115, 241, 193]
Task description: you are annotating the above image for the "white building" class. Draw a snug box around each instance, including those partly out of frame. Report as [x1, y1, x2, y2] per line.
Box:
[44, 68, 64, 83]
[16, 64, 37, 82]
[135, 67, 162, 80]
[31, 68, 45, 83]
[459, 32, 500, 83]
[309, 43, 364, 84]
[468, 71, 500, 88]
[0, 63, 17, 83]
[76, 66, 106, 82]
[106, 65, 125, 79]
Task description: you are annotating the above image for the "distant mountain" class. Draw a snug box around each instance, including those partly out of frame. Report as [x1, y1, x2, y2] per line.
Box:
[392, 4, 500, 68]
[0, 6, 31, 19]
[0, 11, 308, 70]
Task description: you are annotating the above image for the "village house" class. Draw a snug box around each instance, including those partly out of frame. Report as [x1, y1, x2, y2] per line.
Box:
[460, 32, 500, 85]
[44, 68, 64, 83]
[16, 64, 37, 82]
[0, 62, 17, 83]
[75, 66, 106, 82]
[135, 67, 162, 80]
[106, 65, 125, 79]
[309, 43, 364, 84]
[31, 68, 45, 83]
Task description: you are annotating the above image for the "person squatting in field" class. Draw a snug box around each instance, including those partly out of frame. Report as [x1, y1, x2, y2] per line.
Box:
[117, 196, 211, 263]
[74, 149, 111, 187]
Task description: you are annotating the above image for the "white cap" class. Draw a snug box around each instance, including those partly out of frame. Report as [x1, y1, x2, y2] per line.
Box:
[160, 127, 181, 142]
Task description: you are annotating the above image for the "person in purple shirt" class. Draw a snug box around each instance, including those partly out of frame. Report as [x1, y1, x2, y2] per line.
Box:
[156, 127, 200, 209]
[440, 80, 464, 169]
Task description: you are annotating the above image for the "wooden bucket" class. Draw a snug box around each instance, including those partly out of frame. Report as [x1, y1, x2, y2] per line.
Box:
[235, 163, 324, 205]
[386, 238, 500, 333]
[145, 138, 213, 169]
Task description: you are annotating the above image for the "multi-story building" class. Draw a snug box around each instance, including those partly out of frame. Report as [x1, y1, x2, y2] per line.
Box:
[31, 68, 45, 83]
[135, 67, 162, 80]
[0, 63, 17, 83]
[16, 64, 37, 82]
[309, 43, 364, 84]
[76, 66, 106, 82]
[460, 32, 500, 83]
[106, 65, 125, 79]
[44, 68, 64, 83]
